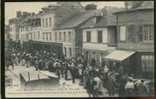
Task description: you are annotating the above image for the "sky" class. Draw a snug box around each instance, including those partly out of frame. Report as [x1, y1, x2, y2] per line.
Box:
[5, 2, 125, 24]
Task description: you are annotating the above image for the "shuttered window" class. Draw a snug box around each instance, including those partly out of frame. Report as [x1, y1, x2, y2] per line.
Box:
[97, 30, 103, 43]
[119, 26, 126, 41]
[86, 31, 91, 42]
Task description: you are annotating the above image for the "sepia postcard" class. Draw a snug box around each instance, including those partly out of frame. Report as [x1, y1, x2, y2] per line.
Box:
[4, 1, 154, 98]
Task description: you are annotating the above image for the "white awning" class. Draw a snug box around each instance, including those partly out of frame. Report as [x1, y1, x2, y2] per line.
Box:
[105, 50, 135, 61]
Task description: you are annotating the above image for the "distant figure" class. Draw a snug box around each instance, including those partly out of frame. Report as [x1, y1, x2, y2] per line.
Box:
[70, 62, 77, 83]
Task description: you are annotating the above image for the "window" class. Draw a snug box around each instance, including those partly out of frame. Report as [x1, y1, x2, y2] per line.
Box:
[42, 19, 44, 27]
[42, 33, 44, 40]
[69, 48, 72, 56]
[64, 32, 66, 41]
[26, 34, 29, 40]
[49, 17, 52, 27]
[86, 31, 91, 42]
[46, 18, 48, 27]
[143, 25, 154, 41]
[55, 32, 57, 41]
[33, 32, 35, 40]
[68, 32, 72, 42]
[37, 18, 41, 27]
[30, 33, 32, 40]
[97, 30, 103, 43]
[141, 55, 154, 72]
[49, 32, 52, 40]
[38, 32, 40, 40]
[59, 32, 61, 41]
[120, 26, 126, 41]
[64, 47, 66, 56]
[46, 32, 48, 40]
[43, 32, 45, 40]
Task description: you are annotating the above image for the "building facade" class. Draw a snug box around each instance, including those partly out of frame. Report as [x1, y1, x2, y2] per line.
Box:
[114, 1, 154, 78]
[18, 2, 84, 58]
[80, 7, 121, 66]
[8, 18, 19, 41]
[7, 2, 154, 77]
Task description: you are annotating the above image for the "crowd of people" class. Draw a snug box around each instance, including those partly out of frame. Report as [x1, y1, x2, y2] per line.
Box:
[5, 43, 153, 97]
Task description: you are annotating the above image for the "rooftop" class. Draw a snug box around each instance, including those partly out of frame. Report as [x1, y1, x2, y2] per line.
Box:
[114, 1, 154, 14]
[80, 7, 122, 29]
[54, 10, 99, 30]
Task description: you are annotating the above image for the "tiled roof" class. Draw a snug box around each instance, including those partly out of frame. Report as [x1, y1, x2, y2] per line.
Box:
[54, 10, 98, 30]
[80, 7, 121, 29]
[54, 6, 84, 27]
[79, 17, 97, 29]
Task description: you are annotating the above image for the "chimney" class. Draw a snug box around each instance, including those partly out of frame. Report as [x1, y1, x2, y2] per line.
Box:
[95, 10, 103, 24]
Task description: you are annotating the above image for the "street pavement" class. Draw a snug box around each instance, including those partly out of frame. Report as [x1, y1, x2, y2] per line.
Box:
[5, 65, 113, 97]
[5, 65, 89, 97]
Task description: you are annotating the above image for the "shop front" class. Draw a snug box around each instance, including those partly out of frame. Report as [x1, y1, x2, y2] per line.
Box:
[104, 50, 139, 75]
[82, 49, 112, 66]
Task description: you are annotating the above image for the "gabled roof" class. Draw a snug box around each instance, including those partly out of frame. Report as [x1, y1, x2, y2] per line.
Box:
[54, 10, 98, 30]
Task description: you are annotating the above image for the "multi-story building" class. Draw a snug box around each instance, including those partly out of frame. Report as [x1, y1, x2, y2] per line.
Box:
[19, 13, 41, 42]
[54, 9, 100, 58]
[8, 11, 30, 42]
[80, 7, 122, 66]
[5, 25, 10, 41]
[108, 1, 154, 78]
[8, 18, 19, 41]
[18, 2, 84, 57]
[7, 1, 154, 78]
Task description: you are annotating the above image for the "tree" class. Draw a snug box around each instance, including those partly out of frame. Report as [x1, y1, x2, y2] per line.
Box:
[85, 4, 97, 10]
